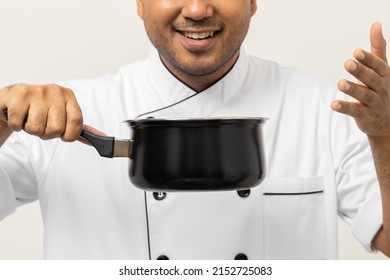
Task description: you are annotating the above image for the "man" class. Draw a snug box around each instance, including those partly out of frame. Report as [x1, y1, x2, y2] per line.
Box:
[0, 0, 389, 259]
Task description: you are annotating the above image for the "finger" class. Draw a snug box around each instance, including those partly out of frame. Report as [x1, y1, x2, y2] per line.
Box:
[77, 137, 92, 146]
[331, 99, 366, 119]
[6, 105, 29, 132]
[1, 84, 31, 130]
[23, 107, 48, 136]
[354, 49, 389, 77]
[344, 59, 384, 92]
[77, 124, 107, 146]
[370, 22, 388, 63]
[338, 79, 377, 107]
[60, 101, 83, 142]
[39, 105, 66, 140]
[82, 124, 107, 136]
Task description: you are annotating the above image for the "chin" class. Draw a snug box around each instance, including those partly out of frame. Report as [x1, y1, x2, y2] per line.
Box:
[176, 58, 228, 76]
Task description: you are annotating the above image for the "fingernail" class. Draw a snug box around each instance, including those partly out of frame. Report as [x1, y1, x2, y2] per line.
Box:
[356, 51, 365, 61]
[348, 61, 358, 72]
[332, 102, 342, 111]
[344, 82, 351, 91]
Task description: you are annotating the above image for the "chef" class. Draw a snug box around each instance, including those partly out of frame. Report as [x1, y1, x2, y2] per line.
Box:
[0, 0, 390, 259]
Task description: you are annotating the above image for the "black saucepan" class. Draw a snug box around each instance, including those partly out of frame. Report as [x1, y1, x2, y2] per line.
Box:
[81, 118, 267, 192]
[2, 109, 267, 192]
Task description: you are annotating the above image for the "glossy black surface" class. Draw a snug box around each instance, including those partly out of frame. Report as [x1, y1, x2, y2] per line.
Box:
[127, 118, 266, 192]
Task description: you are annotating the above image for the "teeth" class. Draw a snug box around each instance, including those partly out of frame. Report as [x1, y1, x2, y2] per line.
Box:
[183, 31, 215, 40]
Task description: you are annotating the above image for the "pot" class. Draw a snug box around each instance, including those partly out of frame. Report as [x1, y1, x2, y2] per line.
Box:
[81, 117, 267, 192]
[2, 109, 267, 192]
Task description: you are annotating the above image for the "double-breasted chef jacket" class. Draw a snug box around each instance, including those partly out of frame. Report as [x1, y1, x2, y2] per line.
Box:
[0, 48, 382, 259]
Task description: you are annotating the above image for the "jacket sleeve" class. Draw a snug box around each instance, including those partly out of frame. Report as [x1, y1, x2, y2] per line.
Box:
[0, 163, 17, 220]
[332, 92, 383, 253]
[0, 132, 57, 220]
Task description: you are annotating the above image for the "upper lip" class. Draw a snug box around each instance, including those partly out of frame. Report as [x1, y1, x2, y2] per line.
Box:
[173, 20, 224, 34]
[176, 28, 220, 32]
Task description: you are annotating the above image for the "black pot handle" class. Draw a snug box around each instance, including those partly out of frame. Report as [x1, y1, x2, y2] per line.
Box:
[79, 130, 132, 158]
[79, 130, 115, 158]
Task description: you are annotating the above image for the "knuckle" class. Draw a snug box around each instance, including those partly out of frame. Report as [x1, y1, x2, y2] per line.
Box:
[379, 64, 388, 77]
[354, 108, 363, 119]
[349, 103, 364, 119]
[71, 115, 83, 127]
[2, 84, 27, 103]
[45, 84, 61, 93]
[368, 73, 381, 89]
[7, 120, 23, 131]
[378, 81, 389, 93]
[42, 84, 61, 98]
[361, 92, 375, 105]
[6, 111, 26, 131]
[60, 136, 76, 142]
[46, 123, 64, 137]
[24, 110, 47, 135]
[40, 84, 71, 102]
[39, 134, 52, 141]
[61, 131, 80, 142]
[24, 123, 45, 136]
[61, 119, 83, 143]
[11, 83, 28, 93]
[67, 113, 83, 129]
[58, 85, 75, 99]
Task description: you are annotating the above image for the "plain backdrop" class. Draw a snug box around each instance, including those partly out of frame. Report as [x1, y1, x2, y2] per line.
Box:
[0, 0, 389, 259]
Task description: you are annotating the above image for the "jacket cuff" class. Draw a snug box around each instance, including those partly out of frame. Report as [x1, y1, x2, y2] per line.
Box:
[351, 187, 383, 253]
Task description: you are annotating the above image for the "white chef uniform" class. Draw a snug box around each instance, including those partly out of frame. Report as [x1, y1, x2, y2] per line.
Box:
[0, 48, 383, 259]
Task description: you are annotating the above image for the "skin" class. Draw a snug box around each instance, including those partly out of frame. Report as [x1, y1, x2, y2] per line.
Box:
[0, 0, 389, 257]
[332, 22, 390, 256]
[0, 84, 83, 145]
[136, 0, 257, 92]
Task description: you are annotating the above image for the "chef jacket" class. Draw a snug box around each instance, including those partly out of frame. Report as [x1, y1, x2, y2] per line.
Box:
[0, 48, 383, 259]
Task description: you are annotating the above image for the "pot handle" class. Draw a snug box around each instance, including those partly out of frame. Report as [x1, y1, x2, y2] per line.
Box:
[80, 130, 133, 158]
[80, 130, 114, 158]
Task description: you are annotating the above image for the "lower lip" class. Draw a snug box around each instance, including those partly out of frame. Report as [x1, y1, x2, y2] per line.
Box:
[177, 32, 218, 52]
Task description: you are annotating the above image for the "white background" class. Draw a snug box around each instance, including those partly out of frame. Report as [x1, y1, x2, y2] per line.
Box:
[0, 0, 389, 259]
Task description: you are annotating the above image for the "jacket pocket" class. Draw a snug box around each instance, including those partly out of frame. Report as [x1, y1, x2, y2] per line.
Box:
[262, 177, 326, 259]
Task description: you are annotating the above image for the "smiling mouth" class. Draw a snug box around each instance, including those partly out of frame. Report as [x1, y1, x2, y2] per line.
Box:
[181, 31, 217, 40]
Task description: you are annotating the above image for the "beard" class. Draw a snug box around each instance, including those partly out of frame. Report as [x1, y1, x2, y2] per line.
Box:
[158, 45, 240, 77]
[144, 18, 250, 76]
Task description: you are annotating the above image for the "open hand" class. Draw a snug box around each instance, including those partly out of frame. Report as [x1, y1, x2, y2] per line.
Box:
[332, 22, 390, 139]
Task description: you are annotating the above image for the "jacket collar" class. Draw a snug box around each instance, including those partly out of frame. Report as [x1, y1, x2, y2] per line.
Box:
[143, 47, 250, 118]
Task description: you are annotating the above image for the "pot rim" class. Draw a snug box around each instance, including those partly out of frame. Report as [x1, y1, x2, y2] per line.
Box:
[125, 116, 268, 127]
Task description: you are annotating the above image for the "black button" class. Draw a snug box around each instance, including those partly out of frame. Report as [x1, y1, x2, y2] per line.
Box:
[157, 255, 169, 260]
[237, 189, 251, 198]
[235, 253, 248, 260]
[153, 192, 167, 201]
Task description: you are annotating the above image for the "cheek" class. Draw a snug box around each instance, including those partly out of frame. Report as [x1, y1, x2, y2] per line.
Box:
[159, 0, 177, 10]
[142, 1, 179, 24]
[219, 3, 253, 22]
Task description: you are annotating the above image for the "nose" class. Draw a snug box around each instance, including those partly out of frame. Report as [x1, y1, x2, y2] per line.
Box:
[181, 0, 214, 20]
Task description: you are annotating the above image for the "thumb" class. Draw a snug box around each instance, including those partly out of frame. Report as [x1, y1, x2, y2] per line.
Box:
[77, 124, 107, 146]
[370, 22, 388, 63]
